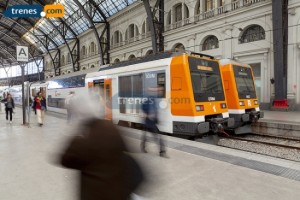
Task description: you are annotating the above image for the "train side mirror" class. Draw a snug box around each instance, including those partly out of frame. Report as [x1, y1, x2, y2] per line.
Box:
[270, 78, 275, 84]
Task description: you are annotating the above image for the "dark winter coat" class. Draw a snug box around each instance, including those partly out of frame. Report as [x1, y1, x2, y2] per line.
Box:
[1, 98, 15, 109]
[142, 97, 158, 127]
[60, 119, 132, 200]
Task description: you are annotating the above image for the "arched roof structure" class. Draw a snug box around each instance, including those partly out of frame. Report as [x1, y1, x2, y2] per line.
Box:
[0, 0, 138, 71]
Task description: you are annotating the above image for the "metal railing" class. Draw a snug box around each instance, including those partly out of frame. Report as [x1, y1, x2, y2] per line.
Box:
[178, 0, 267, 28]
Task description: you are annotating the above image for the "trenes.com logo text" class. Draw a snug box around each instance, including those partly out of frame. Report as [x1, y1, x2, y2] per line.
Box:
[4, 4, 64, 18]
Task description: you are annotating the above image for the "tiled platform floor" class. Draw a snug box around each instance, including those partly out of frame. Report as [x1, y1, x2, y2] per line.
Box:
[1, 105, 300, 200]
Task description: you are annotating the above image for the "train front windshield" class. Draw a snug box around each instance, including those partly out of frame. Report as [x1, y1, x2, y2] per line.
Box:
[233, 65, 256, 99]
[189, 57, 225, 102]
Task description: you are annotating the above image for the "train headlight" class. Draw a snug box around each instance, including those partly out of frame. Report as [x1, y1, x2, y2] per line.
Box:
[239, 101, 245, 106]
[196, 105, 204, 111]
[220, 103, 227, 109]
[254, 100, 258, 105]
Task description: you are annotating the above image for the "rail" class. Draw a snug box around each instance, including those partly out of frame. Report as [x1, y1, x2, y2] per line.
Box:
[218, 133, 300, 162]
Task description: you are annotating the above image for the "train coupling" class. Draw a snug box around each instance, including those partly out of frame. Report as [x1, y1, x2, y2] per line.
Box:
[210, 118, 225, 133]
[217, 123, 224, 132]
[209, 118, 231, 137]
[241, 114, 250, 122]
[250, 111, 262, 123]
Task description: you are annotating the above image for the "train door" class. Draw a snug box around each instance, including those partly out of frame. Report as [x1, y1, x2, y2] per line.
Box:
[92, 79, 105, 99]
[88, 79, 107, 117]
[104, 79, 112, 120]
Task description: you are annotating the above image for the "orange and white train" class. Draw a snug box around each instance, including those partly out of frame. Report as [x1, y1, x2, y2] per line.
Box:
[8, 52, 264, 136]
[86, 52, 234, 137]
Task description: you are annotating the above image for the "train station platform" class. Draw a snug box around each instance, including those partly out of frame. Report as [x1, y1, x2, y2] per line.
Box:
[1, 105, 300, 200]
[252, 110, 300, 138]
[261, 110, 300, 125]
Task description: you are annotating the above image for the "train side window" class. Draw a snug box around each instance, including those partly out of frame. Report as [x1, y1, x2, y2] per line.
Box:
[119, 98, 126, 114]
[132, 74, 143, 97]
[157, 73, 165, 98]
[119, 76, 132, 97]
[172, 77, 182, 90]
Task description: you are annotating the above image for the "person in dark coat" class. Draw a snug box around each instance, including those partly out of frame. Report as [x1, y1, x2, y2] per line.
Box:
[61, 119, 128, 200]
[141, 86, 167, 157]
[59, 95, 144, 200]
[1, 93, 15, 124]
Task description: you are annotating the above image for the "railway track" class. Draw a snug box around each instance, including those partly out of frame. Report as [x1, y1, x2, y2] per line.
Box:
[217, 133, 300, 162]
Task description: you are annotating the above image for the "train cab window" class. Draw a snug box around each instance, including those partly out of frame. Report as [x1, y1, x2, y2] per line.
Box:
[191, 73, 222, 94]
[233, 65, 256, 99]
[188, 57, 224, 102]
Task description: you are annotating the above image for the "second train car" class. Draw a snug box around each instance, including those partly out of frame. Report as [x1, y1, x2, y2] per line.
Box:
[219, 59, 263, 134]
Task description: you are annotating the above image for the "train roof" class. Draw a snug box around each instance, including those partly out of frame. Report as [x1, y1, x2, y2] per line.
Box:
[219, 59, 251, 68]
[30, 82, 49, 87]
[99, 51, 215, 71]
[46, 65, 104, 81]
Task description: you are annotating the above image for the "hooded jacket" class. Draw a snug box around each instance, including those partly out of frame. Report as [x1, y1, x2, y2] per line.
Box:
[60, 119, 129, 200]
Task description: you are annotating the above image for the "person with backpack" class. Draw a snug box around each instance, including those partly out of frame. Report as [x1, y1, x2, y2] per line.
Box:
[141, 86, 168, 158]
[1, 93, 15, 124]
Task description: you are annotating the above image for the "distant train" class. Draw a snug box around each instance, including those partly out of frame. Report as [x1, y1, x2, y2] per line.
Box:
[7, 66, 101, 114]
[219, 59, 263, 134]
[5, 52, 263, 136]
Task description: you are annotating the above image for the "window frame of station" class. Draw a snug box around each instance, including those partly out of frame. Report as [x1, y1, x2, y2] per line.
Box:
[118, 71, 166, 98]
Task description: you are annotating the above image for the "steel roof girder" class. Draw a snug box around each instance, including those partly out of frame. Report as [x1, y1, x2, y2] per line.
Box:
[73, 0, 104, 65]
[88, 0, 108, 22]
[0, 16, 45, 54]
[23, 18, 59, 48]
[46, 19, 77, 73]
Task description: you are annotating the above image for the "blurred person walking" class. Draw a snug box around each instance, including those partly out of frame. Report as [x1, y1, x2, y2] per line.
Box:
[1, 93, 15, 124]
[59, 95, 145, 200]
[141, 87, 167, 158]
[65, 91, 75, 122]
[33, 92, 46, 126]
[31, 95, 37, 115]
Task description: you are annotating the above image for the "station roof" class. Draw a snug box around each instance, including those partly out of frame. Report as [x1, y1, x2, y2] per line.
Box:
[0, 0, 138, 67]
